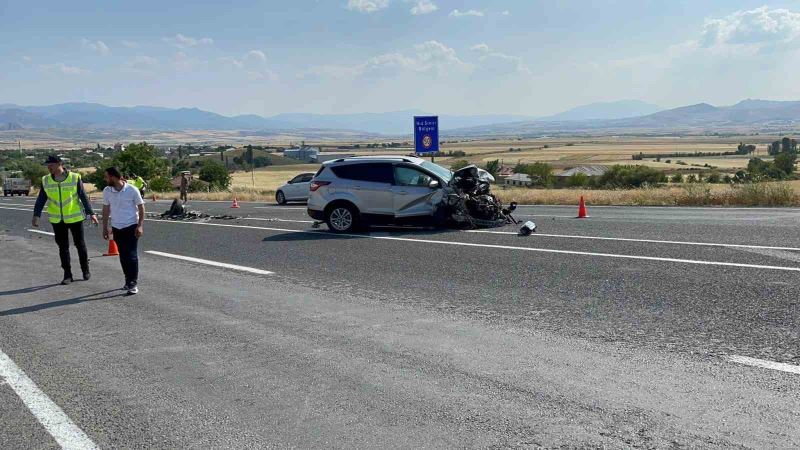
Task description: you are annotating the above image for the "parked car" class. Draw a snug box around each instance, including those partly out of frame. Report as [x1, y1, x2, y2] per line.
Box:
[275, 172, 316, 204]
[307, 156, 455, 232]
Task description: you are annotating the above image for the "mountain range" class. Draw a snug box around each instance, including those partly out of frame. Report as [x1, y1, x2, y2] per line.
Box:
[0, 103, 532, 135]
[1, 99, 800, 136]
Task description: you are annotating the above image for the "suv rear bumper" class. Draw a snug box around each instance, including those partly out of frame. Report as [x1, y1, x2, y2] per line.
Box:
[307, 208, 325, 221]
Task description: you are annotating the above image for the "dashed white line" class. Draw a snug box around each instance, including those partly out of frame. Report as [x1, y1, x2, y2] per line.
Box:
[27, 229, 55, 236]
[725, 355, 800, 375]
[466, 230, 800, 252]
[0, 206, 33, 212]
[145, 250, 274, 275]
[146, 219, 800, 272]
[0, 348, 98, 449]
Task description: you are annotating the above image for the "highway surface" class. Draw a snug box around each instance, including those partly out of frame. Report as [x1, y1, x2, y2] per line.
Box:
[1, 195, 799, 448]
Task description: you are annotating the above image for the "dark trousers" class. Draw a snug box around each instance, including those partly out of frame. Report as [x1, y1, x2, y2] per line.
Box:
[180, 190, 188, 203]
[112, 224, 139, 286]
[51, 220, 88, 275]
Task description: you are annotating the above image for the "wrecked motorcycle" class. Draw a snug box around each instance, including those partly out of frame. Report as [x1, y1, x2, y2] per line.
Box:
[437, 164, 519, 229]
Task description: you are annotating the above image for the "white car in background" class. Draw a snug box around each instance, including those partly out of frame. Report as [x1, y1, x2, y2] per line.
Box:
[275, 172, 316, 204]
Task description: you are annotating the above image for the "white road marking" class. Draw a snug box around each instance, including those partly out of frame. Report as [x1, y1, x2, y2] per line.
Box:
[725, 355, 800, 375]
[242, 217, 315, 224]
[146, 250, 274, 275]
[146, 219, 800, 272]
[0, 202, 35, 207]
[27, 229, 55, 236]
[466, 230, 800, 252]
[254, 206, 306, 210]
[0, 348, 98, 450]
[0, 206, 33, 212]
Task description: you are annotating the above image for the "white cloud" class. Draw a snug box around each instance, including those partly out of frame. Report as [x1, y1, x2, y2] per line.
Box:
[173, 51, 208, 71]
[449, 9, 484, 17]
[470, 43, 490, 53]
[81, 39, 110, 56]
[165, 33, 214, 48]
[122, 56, 159, 75]
[302, 40, 471, 79]
[469, 44, 531, 75]
[39, 63, 90, 75]
[22, 56, 32, 63]
[121, 40, 140, 49]
[346, 0, 389, 13]
[700, 6, 800, 51]
[221, 50, 276, 81]
[410, 0, 437, 15]
[501, 10, 510, 16]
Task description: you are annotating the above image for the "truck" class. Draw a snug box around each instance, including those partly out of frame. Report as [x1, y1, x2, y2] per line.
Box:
[2, 171, 32, 196]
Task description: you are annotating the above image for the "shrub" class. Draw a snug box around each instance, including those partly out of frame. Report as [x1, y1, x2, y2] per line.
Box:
[566, 172, 589, 187]
[705, 172, 721, 183]
[198, 159, 232, 190]
[670, 173, 683, 183]
[598, 165, 667, 188]
[148, 176, 173, 192]
[188, 179, 211, 192]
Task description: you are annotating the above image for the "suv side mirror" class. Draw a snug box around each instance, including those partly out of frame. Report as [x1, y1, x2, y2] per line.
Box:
[428, 180, 440, 189]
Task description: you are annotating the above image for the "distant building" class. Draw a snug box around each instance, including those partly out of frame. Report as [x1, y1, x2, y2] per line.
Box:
[554, 165, 608, 178]
[503, 173, 532, 187]
[113, 142, 125, 152]
[283, 146, 320, 162]
[497, 166, 515, 178]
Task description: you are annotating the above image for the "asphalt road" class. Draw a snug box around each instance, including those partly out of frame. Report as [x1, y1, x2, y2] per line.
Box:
[1, 195, 799, 448]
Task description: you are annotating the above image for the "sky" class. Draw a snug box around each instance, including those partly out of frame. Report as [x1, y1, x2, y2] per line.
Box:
[2, 0, 800, 117]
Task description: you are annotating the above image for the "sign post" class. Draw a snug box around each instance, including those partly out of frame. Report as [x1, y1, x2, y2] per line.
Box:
[413, 116, 439, 162]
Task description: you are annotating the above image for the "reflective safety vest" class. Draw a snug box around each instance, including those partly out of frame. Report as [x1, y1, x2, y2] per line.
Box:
[42, 172, 85, 224]
[130, 177, 144, 191]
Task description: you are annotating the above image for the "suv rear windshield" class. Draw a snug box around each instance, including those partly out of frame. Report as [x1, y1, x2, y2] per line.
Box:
[331, 163, 394, 183]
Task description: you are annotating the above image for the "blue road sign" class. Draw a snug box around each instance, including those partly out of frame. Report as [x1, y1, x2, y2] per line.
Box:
[414, 116, 439, 154]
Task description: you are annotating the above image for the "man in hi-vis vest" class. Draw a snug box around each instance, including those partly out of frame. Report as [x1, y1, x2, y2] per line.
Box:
[32, 155, 99, 284]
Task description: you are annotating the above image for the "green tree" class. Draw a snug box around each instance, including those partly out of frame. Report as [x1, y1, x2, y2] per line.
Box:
[514, 162, 553, 186]
[566, 172, 589, 187]
[484, 159, 500, 177]
[774, 151, 797, 176]
[670, 173, 683, 183]
[198, 159, 231, 190]
[85, 142, 169, 191]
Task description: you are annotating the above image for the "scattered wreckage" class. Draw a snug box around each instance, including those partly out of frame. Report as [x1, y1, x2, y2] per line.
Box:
[146, 199, 238, 221]
[437, 164, 534, 234]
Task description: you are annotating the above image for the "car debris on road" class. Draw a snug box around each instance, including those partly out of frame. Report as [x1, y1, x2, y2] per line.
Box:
[147, 199, 238, 221]
[437, 164, 519, 229]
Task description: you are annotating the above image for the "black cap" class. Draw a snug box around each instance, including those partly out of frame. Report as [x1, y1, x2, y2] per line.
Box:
[43, 155, 62, 165]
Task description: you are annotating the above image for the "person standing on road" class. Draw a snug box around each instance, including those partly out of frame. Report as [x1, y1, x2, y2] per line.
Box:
[179, 172, 188, 204]
[32, 155, 99, 284]
[129, 173, 147, 197]
[101, 166, 145, 295]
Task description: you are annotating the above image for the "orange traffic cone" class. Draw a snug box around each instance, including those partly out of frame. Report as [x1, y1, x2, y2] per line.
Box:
[576, 196, 589, 218]
[103, 239, 119, 256]
[231, 198, 240, 208]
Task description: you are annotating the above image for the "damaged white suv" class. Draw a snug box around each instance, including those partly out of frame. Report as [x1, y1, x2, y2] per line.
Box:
[307, 156, 454, 232]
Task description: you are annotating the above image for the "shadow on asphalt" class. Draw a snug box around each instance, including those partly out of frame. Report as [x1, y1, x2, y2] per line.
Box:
[0, 283, 61, 297]
[0, 289, 129, 316]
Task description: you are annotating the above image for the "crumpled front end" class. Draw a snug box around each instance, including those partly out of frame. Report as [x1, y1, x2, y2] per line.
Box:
[436, 165, 518, 229]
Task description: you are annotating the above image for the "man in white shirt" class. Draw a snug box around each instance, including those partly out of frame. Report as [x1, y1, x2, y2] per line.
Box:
[102, 166, 145, 295]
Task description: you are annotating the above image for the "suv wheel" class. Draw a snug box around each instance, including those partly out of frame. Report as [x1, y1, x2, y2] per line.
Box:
[275, 191, 286, 205]
[326, 204, 358, 233]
